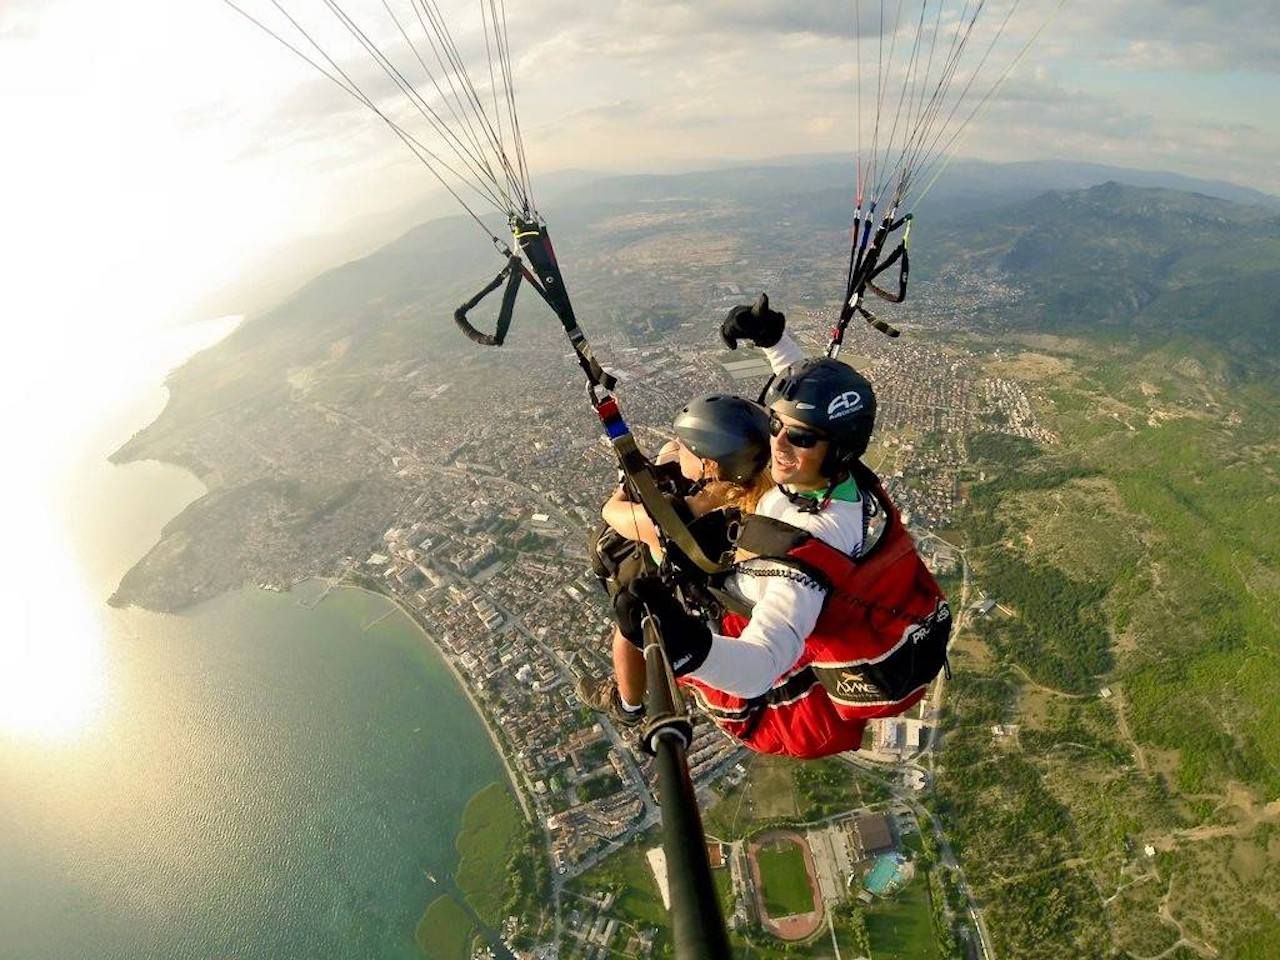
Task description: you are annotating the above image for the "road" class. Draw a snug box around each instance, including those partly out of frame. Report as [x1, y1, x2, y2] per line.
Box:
[915, 539, 998, 959]
[844, 534, 999, 960]
[911, 530, 971, 780]
[477, 585, 660, 949]
[908, 793, 996, 960]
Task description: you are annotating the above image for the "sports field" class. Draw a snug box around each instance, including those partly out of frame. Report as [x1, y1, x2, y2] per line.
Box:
[865, 878, 940, 959]
[757, 839, 816, 917]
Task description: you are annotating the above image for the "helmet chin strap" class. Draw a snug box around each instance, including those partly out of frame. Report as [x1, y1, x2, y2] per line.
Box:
[779, 477, 838, 514]
[687, 459, 713, 496]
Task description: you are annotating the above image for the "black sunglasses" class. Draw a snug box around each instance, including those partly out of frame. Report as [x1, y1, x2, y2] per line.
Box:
[768, 412, 826, 449]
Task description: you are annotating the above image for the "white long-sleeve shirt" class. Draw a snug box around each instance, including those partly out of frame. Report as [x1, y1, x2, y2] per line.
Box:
[687, 332, 865, 698]
[761, 332, 807, 380]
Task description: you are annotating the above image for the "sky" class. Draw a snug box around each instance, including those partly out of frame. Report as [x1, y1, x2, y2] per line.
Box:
[0, 0, 1277, 414]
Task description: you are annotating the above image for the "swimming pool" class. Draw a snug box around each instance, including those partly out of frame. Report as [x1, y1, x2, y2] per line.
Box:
[864, 853, 907, 895]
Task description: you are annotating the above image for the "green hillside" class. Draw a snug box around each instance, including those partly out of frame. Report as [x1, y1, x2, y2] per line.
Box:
[934, 329, 1280, 959]
[925, 182, 1280, 369]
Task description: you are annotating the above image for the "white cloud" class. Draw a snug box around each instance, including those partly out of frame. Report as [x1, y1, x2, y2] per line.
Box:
[0, 0, 45, 38]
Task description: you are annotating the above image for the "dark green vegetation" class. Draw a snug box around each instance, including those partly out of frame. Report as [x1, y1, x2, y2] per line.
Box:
[831, 902, 873, 956]
[454, 783, 523, 921]
[931, 182, 1280, 372]
[703, 754, 892, 841]
[756, 839, 815, 918]
[964, 441, 1110, 693]
[621, 304, 685, 339]
[794, 757, 890, 819]
[936, 318, 1280, 957]
[416, 782, 543, 959]
[576, 770, 623, 802]
[415, 896, 472, 960]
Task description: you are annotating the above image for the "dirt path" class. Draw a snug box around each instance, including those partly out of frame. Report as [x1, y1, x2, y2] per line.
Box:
[1150, 783, 1280, 851]
[1152, 877, 1217, 959]
[1011, 663, 1090, 699]
[1101, 871, 1157, 906]
[1111, 685, 1148, 773]
[988, 856, 1094, 887]
[1108, 875, 1220, 960]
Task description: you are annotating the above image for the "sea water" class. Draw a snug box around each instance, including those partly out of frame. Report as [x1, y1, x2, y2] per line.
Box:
[0, 321, 500, 960]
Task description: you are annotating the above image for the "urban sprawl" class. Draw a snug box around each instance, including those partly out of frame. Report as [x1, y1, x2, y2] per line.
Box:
[304, 281, 1052, 957]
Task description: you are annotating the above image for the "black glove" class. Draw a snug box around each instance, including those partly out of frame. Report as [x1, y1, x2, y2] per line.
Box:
[720, 292, 785, 350]
[615, 576, 713, 677]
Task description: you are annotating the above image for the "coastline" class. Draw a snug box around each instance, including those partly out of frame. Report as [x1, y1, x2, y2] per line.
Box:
[340, 582, 534, 824]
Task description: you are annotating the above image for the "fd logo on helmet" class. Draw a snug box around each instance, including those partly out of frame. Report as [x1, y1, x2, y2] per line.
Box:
[827, 390, 865, 419]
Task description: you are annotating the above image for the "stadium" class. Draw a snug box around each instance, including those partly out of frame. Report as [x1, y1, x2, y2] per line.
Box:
[747, 830, 825, 942]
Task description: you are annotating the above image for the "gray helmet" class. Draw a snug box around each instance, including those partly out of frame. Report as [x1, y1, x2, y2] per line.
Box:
[764, 358, 876, 476]
[672, 394, 770, 485]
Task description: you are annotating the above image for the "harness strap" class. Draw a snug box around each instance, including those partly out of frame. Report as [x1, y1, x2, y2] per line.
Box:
[851, 461, 895, 523]
[867, 238, 909, 304]
[596, 397, 730, 577]
[700, 584, 753, 619]
[856, 303, 903, 338]
[693, 666, 823, 742]
[735, 513, 814, 557]
[514, 219, 616, 392]
[453, 256, 524, 346]
[761, 666, 822, 707]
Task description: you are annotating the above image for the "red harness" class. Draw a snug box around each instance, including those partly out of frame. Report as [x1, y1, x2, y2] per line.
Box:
[681, 466, 951, 759]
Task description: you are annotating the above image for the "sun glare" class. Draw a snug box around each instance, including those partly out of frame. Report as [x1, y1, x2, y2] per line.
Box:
[0, 315, 241, 745]
[0, 501, 108, 743]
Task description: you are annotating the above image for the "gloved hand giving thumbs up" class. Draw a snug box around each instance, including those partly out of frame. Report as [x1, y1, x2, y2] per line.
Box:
[720, 292, 785, 350]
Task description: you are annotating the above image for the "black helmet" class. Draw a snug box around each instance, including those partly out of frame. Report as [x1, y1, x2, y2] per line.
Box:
[764, 358, 876, 476]
[672, 394, 770, 485]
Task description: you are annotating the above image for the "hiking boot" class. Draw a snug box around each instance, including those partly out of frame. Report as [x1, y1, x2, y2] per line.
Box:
[575, 674, 645, 728]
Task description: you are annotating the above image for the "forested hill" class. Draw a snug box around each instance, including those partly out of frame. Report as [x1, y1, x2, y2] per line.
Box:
[927, 182, 1280, 369]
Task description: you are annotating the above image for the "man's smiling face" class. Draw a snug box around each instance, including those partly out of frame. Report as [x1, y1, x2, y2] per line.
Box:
[768, 411, 829, 490]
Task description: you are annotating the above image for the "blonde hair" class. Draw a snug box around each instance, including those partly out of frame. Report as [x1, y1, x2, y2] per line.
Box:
[698, 469, 775, 515]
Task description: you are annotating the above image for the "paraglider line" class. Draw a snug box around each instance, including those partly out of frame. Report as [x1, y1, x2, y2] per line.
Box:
[223, 0, 510, 246]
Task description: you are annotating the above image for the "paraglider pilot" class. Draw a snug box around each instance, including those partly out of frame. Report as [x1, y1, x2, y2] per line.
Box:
[580, 297, 949, 759]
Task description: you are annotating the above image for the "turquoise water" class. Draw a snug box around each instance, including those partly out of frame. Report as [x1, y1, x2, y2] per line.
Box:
[864, 854, 907, 895]
[0, 329, 503, 959]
